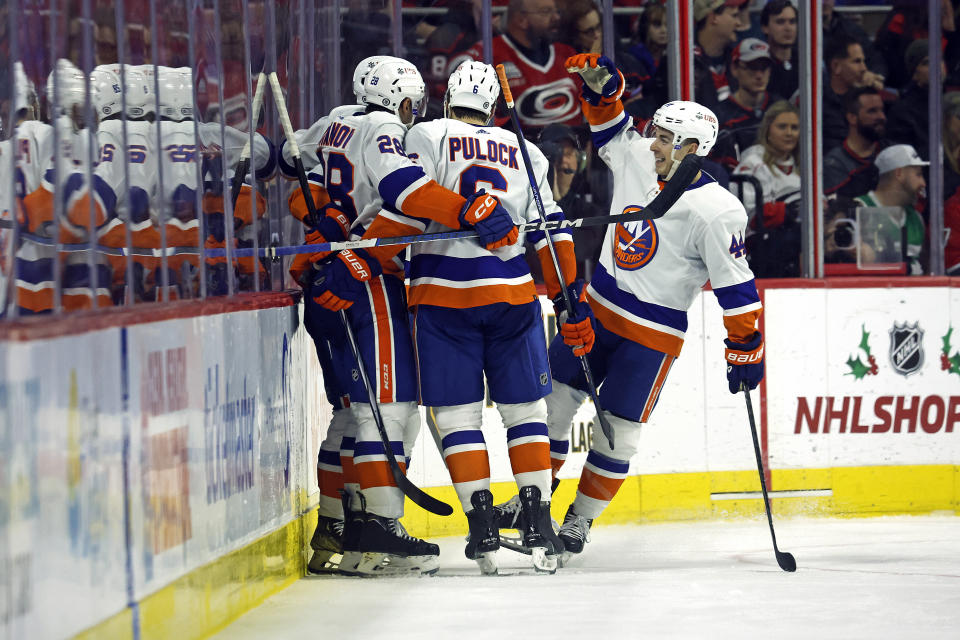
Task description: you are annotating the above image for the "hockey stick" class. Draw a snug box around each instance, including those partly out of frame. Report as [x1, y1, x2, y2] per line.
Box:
[495, 63, 615, 450]
[230, 71, 267, 209]
[270, 75, 453, 517]
[742, 385, 797, 572]
[0, 154, 703, 259]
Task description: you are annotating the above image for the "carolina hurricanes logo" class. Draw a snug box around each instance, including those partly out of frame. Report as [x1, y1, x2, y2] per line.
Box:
[516, 79, 579, 126]
[614, 210, 658, 271]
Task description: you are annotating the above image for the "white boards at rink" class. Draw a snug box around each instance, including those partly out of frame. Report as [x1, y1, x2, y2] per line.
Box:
[1, 280, 957, 639]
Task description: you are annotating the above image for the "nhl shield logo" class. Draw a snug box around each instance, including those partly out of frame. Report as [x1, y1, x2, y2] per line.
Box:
[352, 368, 360, 382]
[539, 372, 549, 385]
[889, 322, 924, 377]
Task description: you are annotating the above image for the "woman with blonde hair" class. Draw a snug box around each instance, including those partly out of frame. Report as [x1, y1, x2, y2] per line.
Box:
[733, 100, 802, 277]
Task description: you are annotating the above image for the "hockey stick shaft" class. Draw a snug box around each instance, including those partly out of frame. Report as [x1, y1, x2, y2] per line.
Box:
[270, 79, 452, 517]
[229, 71, 267, 209]
[495, 64, 616, 450]
[743, 385, 797, 572]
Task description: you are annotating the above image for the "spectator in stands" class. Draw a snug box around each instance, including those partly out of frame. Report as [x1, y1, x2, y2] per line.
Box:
[734, 100, 802, 278]
[530, 124, 604, 279]
[874, 0, 956, 92]
[822, 0, 888, 80]
[853, 144, 929, 275]
[887, 40, 946, 159]
[760, 0, 798, 100]
[619, 2, 669, 121]
[693, 0, 748, 110]
[561, 0, 602, 54]
[460, 0, 581, 129]
[822, 34, 874, 153]
[412, 0, 481, 120]
[943, 92, 960, 199]
[712, 38, 779, 171]
[823, 87, 886, 199]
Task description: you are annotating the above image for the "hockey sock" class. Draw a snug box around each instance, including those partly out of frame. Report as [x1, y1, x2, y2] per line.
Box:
[549, 438, 569, 480]
[506, 423, 552, 499]
[571, 450, 630, 520]
[317, 445, 344, 519]
[354, 438, 406, 519]
[340, 436, 361, 510]
[440, 428, 491, 510]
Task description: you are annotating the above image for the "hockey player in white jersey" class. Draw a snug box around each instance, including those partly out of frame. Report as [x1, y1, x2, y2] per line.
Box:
[364, 61, 579, 574]
[542, 54, 764, 558]
[278, 55, 400, 182]
[308, 58, 520, 576]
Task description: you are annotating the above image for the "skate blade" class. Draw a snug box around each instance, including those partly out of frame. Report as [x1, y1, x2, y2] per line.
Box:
[499, 533, 532, 556]
[353, 552, 440, 577]
[529, 547, 558, 574]
[338, 551, 363, 576]
[474, 551, 498, 576]
[308, 549, 343, 574]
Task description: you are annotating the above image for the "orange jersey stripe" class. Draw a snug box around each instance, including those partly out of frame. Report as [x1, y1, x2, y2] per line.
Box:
[578, 468, 627, 502]
[398, 181, 464, 230]
[443, 450, 491, 485]
[408, 281, 538, 309]
[287, 183, 330, 222]
[587, 292, 684, 357]
[537, 240, 577, 299]
[364, 214, 422, 268]
[507, 441, 552, 475]
[15, 287, 54, 313]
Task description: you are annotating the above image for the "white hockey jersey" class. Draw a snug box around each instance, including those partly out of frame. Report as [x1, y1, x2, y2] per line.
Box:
[732, 144, 801, 225]
[279, 103, 363, 180]
[586, 109, 762, 357]
[398, 117, 572, 308]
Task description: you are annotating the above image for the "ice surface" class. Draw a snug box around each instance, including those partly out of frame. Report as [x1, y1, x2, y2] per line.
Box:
[213, 515, 960, 639]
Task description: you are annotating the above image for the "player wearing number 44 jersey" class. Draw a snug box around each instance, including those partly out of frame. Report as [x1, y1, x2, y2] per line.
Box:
[543, 54, 765, 558]
[362, 61, 581, 575]
[309, 58, 520, 577]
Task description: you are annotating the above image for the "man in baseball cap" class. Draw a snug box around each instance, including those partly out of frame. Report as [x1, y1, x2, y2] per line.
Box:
[854, 144, 929, 274]
[694, 0, 749, 109]
[712, 38, 778, 169]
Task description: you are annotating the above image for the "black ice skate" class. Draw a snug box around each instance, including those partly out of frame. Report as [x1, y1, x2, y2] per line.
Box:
[352, 513, 440, 577]
[464, 489, 499, 575]
[307, 513, 344, 574]
[518, 485, 564, 574]
[338, 491, 366, 576]
[557, 504, 593, 561]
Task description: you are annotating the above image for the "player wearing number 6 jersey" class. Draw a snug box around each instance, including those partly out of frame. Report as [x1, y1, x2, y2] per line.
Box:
[359, 61, 578, 574]
[309, 58, 520, 576]
[544, 54, 765, 559]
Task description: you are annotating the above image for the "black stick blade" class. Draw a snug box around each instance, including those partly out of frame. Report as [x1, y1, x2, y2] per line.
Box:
[391, 466, 455, 516]
[777, 551, 797, 572]
[638, 154, 704, 220]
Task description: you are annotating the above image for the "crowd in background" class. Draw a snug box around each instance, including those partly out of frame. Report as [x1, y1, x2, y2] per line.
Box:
[2, 0, 959, 320]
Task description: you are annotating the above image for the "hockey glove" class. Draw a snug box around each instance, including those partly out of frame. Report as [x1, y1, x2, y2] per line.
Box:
[459, 190, 519, 250]
[310, 248, 382, 312]
[303, 202, 352, 262]
[554, 280, 596, 356]
[565, 54, 624, 105]
[724, 331, 765, 394]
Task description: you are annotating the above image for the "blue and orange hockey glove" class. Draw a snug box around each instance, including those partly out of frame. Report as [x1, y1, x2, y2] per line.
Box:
[554, 280, 596, 356]
[310, 248, 382, 311]
[459, 189, 519, 250]
[565, 53, 624, 106]
[724, 331, 765, 394]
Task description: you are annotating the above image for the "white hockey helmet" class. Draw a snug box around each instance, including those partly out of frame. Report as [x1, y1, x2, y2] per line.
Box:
[352, 55, 392, 103]
[89, 66, 124, 119]
[364, 59, 427, 127]
[13, 61, 39, 119]
[444, 60, 499, 120]
[648, 100, 718, 178]
[129, 65, 157, 118]
[157, 66, 194, 121]
[46, 59, 87, 118]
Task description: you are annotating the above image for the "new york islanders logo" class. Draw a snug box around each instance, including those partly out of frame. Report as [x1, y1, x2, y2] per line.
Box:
[614, 209, 658, 271]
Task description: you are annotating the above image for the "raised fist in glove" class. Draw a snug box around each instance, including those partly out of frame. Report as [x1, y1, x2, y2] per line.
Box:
[554, 280, 595, 356]
[724, 331, 765, 394]
[565, 54, 624, 105]
[310, 249, 382, 312]
[459, 189, 519, 250]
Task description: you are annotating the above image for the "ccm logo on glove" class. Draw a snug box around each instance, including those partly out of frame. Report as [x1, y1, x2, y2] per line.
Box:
[340, 250, 373, 280]
[465, 195, 497, 224]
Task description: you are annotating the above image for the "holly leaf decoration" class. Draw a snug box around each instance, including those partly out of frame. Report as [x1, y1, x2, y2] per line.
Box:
[859, 324, 872, 357]
[942, 327, 954, 355]
[950, 353, 960, 377]
[845, 355, 871, 380]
